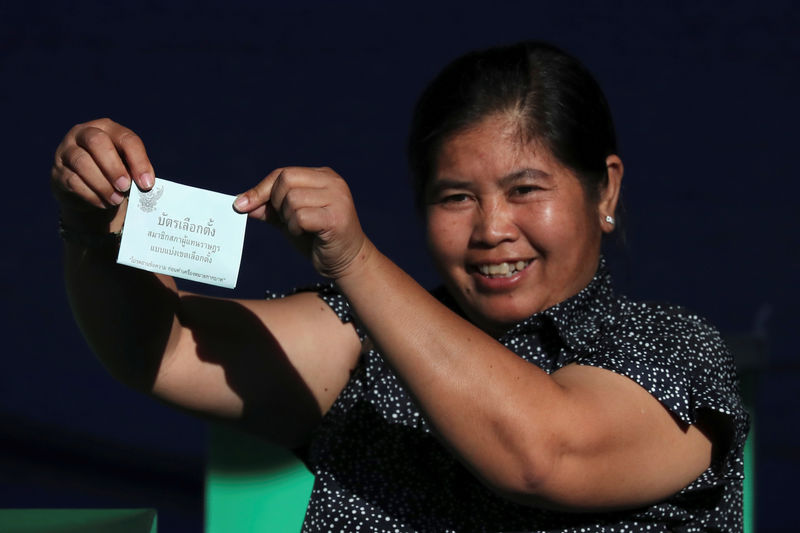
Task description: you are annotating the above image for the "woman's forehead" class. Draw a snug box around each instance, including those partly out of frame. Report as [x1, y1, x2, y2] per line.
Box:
[435, 117, 559, 180]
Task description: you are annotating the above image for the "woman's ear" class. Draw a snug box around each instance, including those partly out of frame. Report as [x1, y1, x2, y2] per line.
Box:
[600, 154, 623, 233]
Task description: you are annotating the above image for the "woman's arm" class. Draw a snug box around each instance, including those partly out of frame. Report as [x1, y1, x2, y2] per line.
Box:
[54, 119, 361, 447]
[237, 165, 717, 510]
[336, 247, 713, 510]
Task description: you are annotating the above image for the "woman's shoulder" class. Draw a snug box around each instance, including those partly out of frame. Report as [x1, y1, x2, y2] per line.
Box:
[544, 264, 730, 372]
[604, 296, 732, 368]
[586, 295, 746, 426]
[610, 297, 725, 346]
[594, 294, 735, 377]
[267, 282, 368, 341]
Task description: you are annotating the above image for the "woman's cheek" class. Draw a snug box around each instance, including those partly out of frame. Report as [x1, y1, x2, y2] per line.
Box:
[536, 203, 587, 247]
[428, 215, 463, 256]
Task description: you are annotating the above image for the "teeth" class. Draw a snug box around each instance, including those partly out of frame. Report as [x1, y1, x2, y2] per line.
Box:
[477, 260, 529, 278]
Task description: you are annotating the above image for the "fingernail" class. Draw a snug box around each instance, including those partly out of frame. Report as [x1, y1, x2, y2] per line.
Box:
[110, 191, 124, 205]
[115, 176, 131, 192]
[233, 195, 248, 210]
[140, 172, 154, 189]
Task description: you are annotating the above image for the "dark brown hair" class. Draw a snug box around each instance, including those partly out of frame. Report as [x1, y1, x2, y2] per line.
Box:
[408, 41, 618, 208]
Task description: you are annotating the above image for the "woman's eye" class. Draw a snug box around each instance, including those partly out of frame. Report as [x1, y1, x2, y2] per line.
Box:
[440, 193, 470, 204]
[511, 185, 540, 196]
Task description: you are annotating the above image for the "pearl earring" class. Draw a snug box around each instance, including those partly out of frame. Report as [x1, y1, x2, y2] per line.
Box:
[605, 215, 615, 225]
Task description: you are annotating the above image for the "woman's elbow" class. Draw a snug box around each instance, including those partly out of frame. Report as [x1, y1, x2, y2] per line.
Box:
[483, 444, 562, 507]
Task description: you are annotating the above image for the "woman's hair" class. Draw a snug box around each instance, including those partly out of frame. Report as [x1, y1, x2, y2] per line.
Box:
[407, 41, 618, 208]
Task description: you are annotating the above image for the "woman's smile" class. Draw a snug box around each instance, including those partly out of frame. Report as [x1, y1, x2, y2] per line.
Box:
[473, 259, 532, 278]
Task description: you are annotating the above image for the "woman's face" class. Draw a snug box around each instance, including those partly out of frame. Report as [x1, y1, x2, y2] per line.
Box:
[425, 114, 617, 335]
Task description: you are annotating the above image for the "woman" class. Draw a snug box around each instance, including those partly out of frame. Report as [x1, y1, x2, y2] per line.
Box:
[53, 41, 747, 531]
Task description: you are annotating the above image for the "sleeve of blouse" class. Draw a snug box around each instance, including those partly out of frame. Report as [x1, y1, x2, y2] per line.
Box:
[575, 301, 749, 485]
[265, 283, 368, 343]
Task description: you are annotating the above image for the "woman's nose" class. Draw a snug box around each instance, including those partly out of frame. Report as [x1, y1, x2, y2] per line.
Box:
[470, 200, 518, 247]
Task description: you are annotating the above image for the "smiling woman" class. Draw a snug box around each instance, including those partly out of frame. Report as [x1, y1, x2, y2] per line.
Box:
[53, 40, 748, 532]
[424, 114, 620, 334]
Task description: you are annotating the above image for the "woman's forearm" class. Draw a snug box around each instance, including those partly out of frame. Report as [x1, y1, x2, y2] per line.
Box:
[335, 240, 562, 497]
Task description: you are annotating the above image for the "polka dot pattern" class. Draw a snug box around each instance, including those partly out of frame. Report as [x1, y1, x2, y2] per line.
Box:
[277, 261, 748, 532]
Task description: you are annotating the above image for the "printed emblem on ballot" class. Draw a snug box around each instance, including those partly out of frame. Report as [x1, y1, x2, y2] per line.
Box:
[137, 184, 164, 213]
[117, 177, 247, 288]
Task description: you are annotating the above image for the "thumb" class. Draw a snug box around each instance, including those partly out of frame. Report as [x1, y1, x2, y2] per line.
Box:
[232, 168, 284, 220]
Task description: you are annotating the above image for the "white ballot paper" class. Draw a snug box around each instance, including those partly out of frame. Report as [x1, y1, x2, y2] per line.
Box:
[117, 178, 247, 288]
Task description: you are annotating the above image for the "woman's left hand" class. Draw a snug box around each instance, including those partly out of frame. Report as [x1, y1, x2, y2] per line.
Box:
[233, 167, 370, 279]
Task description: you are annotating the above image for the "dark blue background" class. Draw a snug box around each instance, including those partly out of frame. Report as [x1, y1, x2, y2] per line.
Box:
[1, 1, 797, 531]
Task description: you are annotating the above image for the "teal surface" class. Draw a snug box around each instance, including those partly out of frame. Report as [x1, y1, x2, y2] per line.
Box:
[0, 509, 157, 533]
[727, 334, 762, 533]
[742, 372, 757, 533]
[206, 423, 314, 533]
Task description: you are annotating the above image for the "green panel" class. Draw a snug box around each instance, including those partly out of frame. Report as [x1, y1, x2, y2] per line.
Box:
[741, 372, 757, 533]
[743, 428, 755, 533]
[727, 334, 762, 533]
[206, 423, 314, 533]
[0, 509, 157, 533]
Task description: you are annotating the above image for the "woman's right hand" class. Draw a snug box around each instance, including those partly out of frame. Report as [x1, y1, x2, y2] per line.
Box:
[51, 118, 156, 228]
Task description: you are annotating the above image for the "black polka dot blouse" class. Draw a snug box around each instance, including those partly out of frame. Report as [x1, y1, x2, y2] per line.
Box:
[278, 261, 749, 532]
